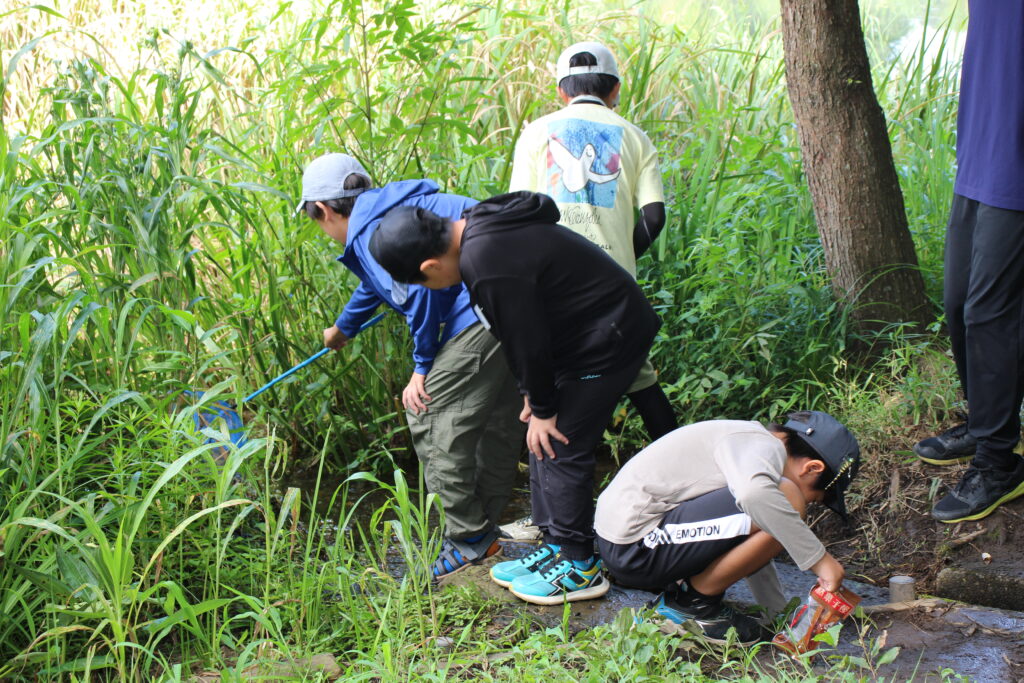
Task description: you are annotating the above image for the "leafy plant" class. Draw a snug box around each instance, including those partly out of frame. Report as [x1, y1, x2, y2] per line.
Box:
[0, 0, 967, 678]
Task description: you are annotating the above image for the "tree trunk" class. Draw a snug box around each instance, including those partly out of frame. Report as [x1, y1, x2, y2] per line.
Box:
[779, 0, 930, 333]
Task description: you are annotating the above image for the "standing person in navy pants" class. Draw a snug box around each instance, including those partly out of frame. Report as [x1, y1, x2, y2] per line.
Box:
[913, 1, 1024, 522]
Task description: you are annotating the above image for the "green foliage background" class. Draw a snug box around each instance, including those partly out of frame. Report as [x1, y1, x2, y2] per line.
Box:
[0, 0, 965, 678]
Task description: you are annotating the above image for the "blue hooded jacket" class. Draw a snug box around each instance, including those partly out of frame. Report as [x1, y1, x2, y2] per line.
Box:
[334, 179, 478, 375]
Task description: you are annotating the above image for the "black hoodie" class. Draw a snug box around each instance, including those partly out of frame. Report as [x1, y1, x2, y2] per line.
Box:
[460, 192, 660, 418]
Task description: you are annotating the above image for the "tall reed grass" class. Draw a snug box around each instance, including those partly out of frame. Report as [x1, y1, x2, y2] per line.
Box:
[1, 0, 963, 677]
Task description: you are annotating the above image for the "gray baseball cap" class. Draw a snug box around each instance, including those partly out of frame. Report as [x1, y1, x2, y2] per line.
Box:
[556, 41, 620, 83]
[295, 153, 371, 214]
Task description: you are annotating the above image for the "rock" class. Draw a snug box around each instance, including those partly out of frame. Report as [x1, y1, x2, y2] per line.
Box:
[236, 653, 342, 681]
[935, 567, 1024, 612]
[431, 636, 455, 650]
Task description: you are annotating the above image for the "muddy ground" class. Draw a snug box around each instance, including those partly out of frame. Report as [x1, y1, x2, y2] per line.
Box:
[290, 418, 1024, 680]
[441, 545, 1024, 681]
[816, 420, 1024, 601]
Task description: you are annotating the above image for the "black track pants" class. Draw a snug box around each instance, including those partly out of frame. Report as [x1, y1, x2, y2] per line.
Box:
[627, 383, 678, 441]
[944, 194, 1024, 469]
[598, 487, 752, 593]
[529, 354, 649, 560]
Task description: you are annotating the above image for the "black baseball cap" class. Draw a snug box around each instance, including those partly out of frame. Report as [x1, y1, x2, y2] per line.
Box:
[369, 205, 449, 284]
[783, 411, 861, 519]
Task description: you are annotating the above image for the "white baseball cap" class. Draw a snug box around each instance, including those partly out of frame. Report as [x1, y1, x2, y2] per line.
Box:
[555, 41, 619, 83]
[295, 153, 371, 214]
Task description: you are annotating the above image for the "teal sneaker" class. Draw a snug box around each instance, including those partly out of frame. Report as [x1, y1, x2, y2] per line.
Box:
[508, 554, 609, 605]
[489, 543, 558, 588]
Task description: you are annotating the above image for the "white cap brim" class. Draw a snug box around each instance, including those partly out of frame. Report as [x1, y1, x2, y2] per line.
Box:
[556, 41, 619, 82]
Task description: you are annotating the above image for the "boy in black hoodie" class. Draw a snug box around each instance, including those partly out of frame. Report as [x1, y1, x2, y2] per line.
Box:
[370, 191, 660, 604]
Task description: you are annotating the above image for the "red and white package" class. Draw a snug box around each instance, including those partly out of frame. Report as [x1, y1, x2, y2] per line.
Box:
[772, 584, 861, 656]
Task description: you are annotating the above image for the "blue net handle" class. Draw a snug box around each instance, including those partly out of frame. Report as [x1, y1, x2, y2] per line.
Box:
[242, 311, 386, 403]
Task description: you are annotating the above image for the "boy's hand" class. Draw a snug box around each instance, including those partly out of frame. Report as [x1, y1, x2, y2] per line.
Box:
[811, 552, 845, 592]
[323, 326, 349, 350]
[526, 414, 569, 460]
[519, 395, 532, 423]
[403, 372, 431, 415]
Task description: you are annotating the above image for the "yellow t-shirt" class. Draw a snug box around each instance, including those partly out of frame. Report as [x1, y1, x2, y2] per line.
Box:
[509, 100, 665, 277]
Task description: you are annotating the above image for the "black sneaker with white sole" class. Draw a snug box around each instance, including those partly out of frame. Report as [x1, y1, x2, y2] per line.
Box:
[913, 422, 977, 465]
[647, 583, 768, 646]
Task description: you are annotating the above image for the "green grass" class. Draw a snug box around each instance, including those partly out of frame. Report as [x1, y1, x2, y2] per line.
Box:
[0, 0, 968, 678]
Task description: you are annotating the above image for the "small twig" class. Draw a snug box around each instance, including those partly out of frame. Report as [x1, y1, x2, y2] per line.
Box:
[860, 598, 949, 615]
[808, 509, 829, 528]
[887, 468, 900, 509]
[943, 527, 987, 549]
[998, 506, 1024, 521]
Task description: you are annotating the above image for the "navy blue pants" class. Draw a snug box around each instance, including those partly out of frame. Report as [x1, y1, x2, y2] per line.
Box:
[945, 194, 1024, 469]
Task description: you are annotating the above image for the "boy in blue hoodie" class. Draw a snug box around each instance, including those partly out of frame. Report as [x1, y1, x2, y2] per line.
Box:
[297, 153, 525, 577]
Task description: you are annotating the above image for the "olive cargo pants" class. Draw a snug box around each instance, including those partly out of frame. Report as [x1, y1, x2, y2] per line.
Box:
[407, 323, 525, 539]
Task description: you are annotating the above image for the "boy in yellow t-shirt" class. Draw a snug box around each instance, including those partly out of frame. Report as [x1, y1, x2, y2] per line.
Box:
[509, 41, 676, 441]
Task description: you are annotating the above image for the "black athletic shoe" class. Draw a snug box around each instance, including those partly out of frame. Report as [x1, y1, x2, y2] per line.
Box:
[914, 422, 976, 465]
[647, 584, 767, 646]
[932, 459, 1024, 523]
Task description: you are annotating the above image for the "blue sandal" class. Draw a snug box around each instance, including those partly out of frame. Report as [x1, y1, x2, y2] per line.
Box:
[432, 531, 502, 579]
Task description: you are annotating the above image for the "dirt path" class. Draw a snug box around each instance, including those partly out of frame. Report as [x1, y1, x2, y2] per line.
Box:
[817, 443, 1024, 601]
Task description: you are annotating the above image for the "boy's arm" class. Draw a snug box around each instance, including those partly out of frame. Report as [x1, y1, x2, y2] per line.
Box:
[402, 284, 462, 376]
[472, 275, 558, 417]
[633, 202, 666, 257]
[714, 433, 827, 572]
[335, 282, 384, 338]
[508, 126, 542, 193]
[632, 131, 666, 257]
[391, 194, 474, 404]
